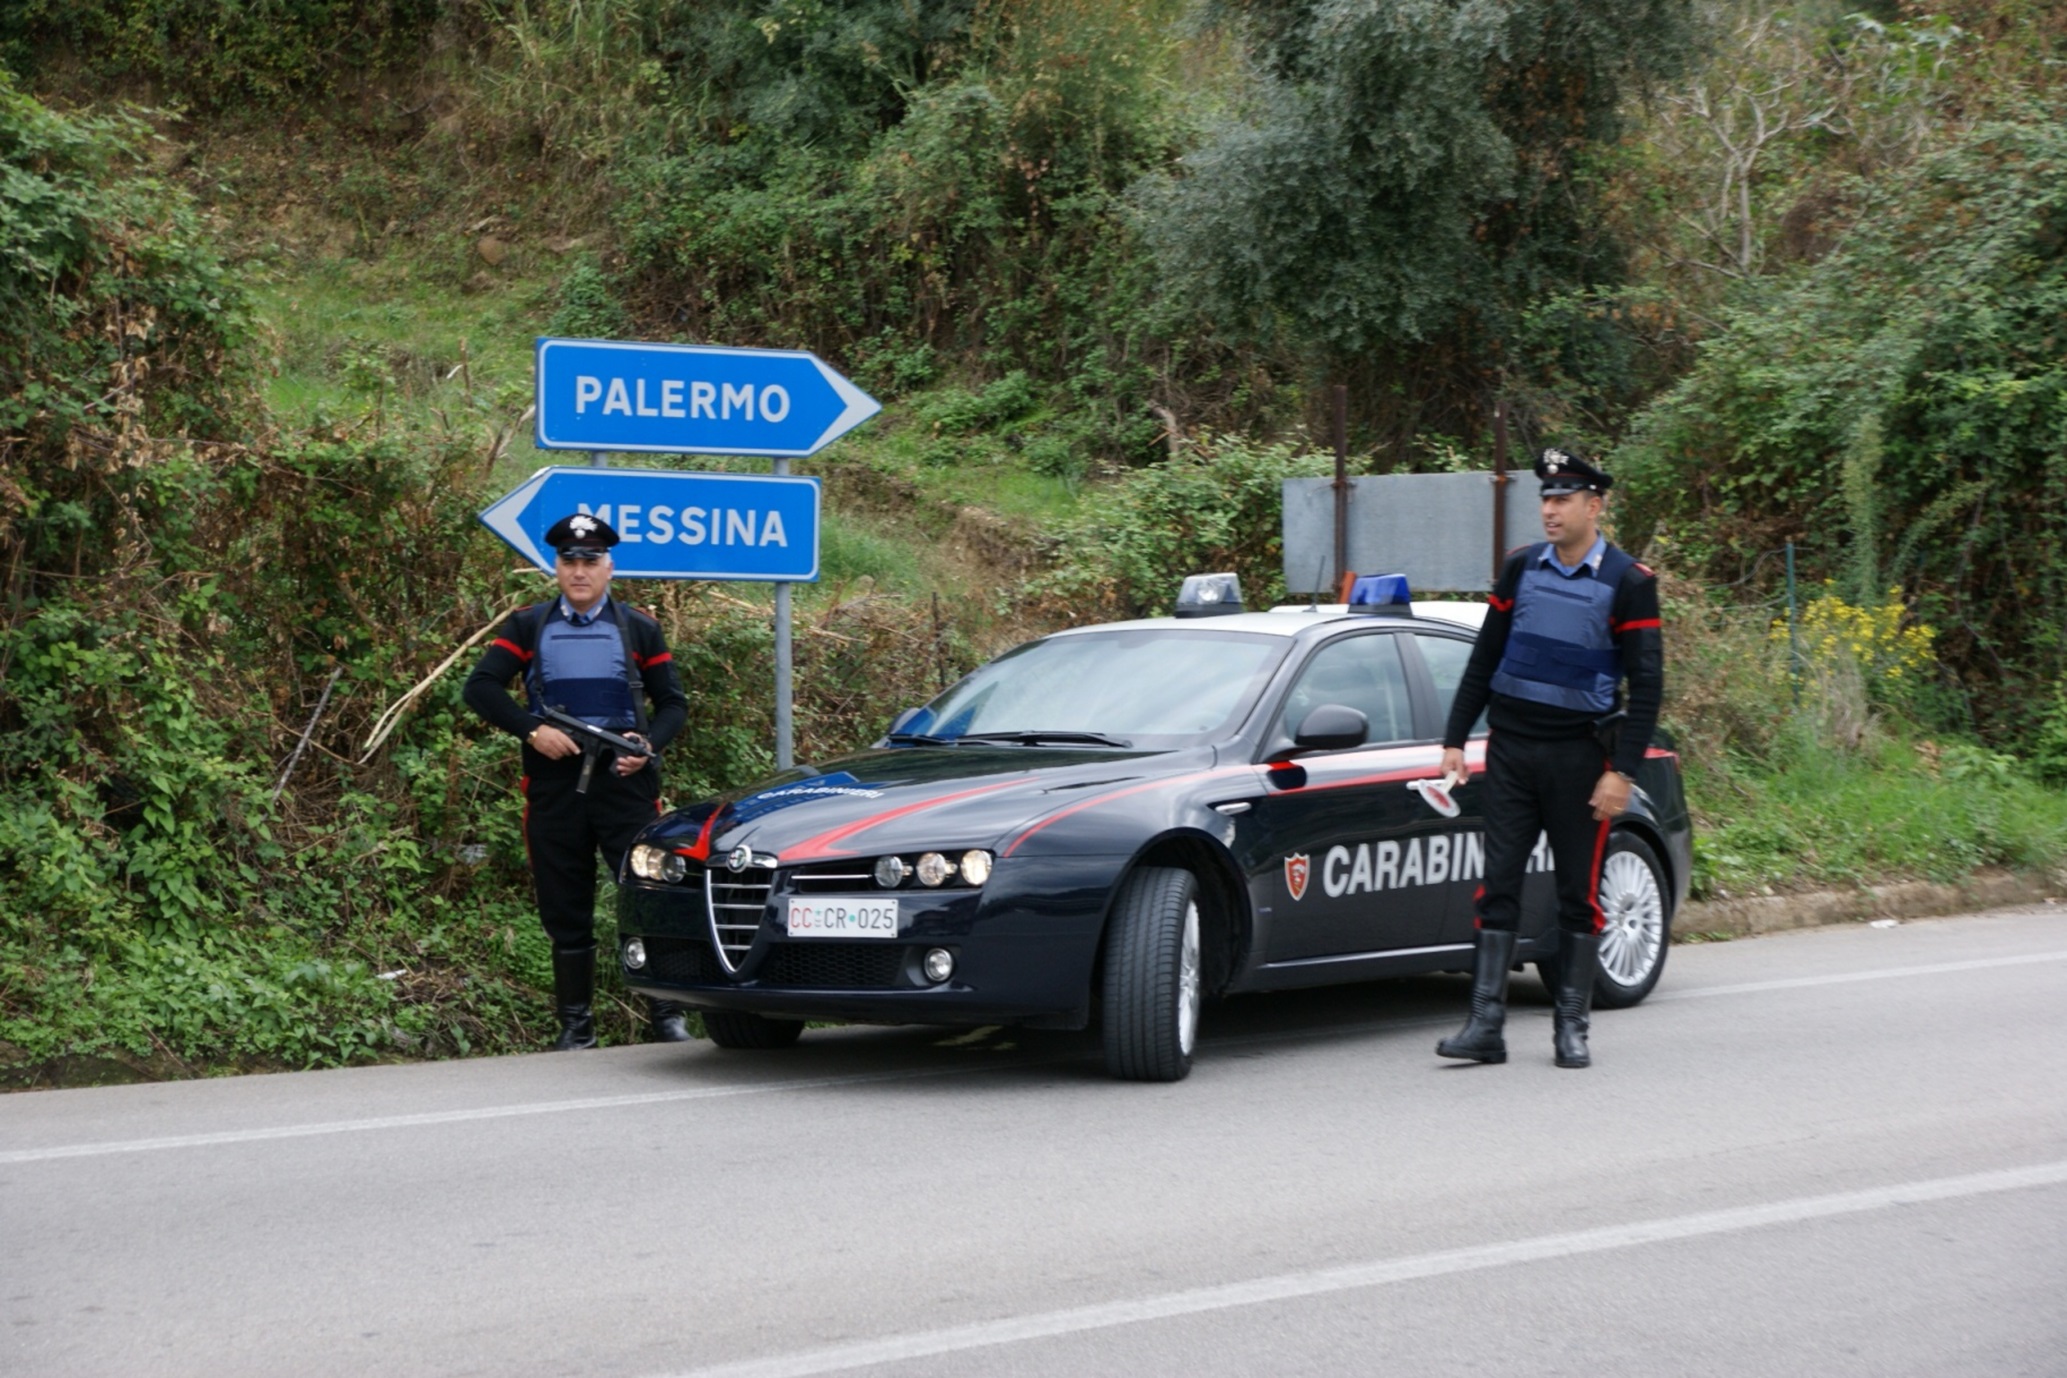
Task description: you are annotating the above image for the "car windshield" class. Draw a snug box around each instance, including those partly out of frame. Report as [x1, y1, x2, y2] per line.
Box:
[898, 628, 1286, 748]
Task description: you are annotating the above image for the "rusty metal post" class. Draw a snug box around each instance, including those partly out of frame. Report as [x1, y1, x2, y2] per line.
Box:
[1332, 384, 1350, 600]
[1491, 397, 1510, 585]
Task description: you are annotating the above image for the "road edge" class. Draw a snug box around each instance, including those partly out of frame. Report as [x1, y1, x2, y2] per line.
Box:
[1679, 866, 2065, 940]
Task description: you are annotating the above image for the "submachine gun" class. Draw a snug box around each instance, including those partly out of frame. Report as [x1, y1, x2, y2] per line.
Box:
[541, 705, 655, 795]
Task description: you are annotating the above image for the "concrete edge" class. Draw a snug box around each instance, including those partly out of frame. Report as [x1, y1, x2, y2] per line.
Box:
[1677, 867, 2067, 940]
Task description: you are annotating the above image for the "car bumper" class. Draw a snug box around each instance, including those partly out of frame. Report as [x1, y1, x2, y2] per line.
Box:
[614, 856, 1120, 1029]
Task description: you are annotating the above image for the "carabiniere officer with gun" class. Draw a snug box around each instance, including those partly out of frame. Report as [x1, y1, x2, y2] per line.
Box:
[464, 513, 691, 1049]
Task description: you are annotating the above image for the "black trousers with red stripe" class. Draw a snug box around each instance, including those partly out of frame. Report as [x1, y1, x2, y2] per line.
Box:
[1474, 732, 1611, 937]
[522, 758, 661, 951]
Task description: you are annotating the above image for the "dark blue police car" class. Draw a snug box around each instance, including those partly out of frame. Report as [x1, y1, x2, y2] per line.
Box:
[616, 575, 1691, 1081]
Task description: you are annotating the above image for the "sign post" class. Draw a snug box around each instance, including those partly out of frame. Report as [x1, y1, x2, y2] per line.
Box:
[496, 337, 881, 769]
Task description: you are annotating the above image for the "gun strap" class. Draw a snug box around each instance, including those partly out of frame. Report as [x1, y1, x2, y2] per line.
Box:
[610, 599, 650, 738]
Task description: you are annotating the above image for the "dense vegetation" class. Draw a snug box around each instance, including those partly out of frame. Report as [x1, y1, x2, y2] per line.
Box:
[3, 1, 2065, 1084]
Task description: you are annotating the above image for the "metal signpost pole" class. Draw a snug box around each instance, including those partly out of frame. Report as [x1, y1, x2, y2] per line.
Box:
[1491, 399, 1509, 585]
[1331, 384, 1349, 600]
[772, 456, 794, 770]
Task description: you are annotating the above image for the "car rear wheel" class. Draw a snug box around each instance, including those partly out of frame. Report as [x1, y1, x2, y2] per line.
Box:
[1101, 866, 1202, 1083]
[701, 1010, 806, 1050]
[1538, 831, 1671, 1008]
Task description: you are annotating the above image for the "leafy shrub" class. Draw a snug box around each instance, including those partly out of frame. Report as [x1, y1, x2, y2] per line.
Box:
[1619, 118, 2067, 743]
[1, 0, 445, 106]
[1031, 435, 1335, 618]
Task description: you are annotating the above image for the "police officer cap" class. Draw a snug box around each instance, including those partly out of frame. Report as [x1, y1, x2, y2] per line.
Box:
[1535, 447, 1613, 496]
[544, 511, 619, 559]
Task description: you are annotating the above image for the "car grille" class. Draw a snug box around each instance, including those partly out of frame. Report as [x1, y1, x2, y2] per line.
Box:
[759, 942, 907, 989]
[642, 933, 725, 984]
[707, 866, 774, 972]
[789, 861, 880, 893]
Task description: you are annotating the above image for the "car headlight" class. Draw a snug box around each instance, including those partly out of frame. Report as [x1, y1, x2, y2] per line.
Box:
[959, 850, 993, 886]
[874, 854, 909, 888]
[915, 852, 955, 887]
[630, 844, 688, 883]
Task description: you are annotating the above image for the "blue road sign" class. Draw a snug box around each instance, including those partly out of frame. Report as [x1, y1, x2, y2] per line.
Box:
[480, 466, 821, 582]
[534, 338, 880, 458]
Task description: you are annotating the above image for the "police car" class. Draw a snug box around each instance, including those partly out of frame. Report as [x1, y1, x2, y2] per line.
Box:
[616, 574, 1692, 1081]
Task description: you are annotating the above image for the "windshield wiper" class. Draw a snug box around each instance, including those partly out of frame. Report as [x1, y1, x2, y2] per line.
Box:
[885, 732, 959, 746]
[957, 730, 1135, 749]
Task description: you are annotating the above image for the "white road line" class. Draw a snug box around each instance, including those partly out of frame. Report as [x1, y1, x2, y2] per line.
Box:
[651, 1159, 2067, 1378]
[0, 1065, 985, 1165]
[1655, 948, 2067, 1001]
[5, 947, 2062, 1166]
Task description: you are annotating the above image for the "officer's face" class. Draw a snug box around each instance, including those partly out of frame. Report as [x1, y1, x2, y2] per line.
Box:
[555, 552, 612, 610]
[1540, 490, 1604, 547]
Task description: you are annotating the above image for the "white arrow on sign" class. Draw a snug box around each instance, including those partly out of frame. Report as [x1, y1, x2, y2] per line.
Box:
[479, 467, 555, 570]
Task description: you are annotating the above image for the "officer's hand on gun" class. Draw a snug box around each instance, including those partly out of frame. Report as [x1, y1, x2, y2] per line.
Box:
[526, 721, 646, 771]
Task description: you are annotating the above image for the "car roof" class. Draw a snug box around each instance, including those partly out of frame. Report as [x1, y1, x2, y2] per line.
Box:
[1043, 600, 1488, 640]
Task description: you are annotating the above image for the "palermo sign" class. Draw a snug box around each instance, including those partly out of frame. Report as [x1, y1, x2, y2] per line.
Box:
[534, 337, 880, 458]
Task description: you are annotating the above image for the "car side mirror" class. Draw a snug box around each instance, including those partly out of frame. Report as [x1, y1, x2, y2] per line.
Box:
[887, 706, 926, 736]
[1292, 704, 1368, 753]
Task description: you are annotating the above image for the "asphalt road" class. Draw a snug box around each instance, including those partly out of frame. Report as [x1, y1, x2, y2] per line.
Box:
[4, 906, 2064, 1378]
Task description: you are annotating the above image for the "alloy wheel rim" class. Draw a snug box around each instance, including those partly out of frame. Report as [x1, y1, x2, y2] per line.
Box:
[1177, 900, 1201, 1056]
[1598, 851, 1664, 985]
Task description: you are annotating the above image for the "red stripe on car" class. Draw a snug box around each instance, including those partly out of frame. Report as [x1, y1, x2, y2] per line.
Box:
[1001, 767, 1250, 858]
[782, 780, 1026, 862]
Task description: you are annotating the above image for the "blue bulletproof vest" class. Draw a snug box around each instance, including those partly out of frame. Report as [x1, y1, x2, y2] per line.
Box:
[526, 600, 639, 728]
[1489, 543, 1636, 715]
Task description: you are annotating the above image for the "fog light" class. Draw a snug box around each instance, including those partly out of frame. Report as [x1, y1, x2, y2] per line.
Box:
[922, 948, 955, 983]
[916, 852, 954, 887]
[623, 938, 647, 970]
[874, 854, 909, 888]
[959, 850, 993, 886]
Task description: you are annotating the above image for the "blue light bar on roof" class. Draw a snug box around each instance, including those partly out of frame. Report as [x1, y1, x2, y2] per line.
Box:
[1347, 573, 1412, 616]
[1174, 572, 1244, 617]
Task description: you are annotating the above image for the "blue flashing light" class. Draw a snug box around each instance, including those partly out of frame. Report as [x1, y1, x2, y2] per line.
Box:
[1174, 572, 1245, 618]
[1347, 573, 1413, 616]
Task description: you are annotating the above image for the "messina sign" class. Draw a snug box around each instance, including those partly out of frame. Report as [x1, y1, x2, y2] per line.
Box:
[534, 337, 880, 458]
[480, 466, 821, 582]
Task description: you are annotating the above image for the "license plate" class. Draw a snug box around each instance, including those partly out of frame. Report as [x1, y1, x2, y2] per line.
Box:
[785, 897, 900, 939]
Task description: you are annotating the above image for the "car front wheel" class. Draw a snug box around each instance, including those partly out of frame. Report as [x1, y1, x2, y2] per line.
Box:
[1101, 866, 1203, 1082]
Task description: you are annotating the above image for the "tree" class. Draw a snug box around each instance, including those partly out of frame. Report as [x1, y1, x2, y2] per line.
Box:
[1144, 0, 1700, 448]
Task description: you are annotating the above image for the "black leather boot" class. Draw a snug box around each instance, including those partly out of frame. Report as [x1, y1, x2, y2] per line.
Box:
[1554, 932, 1600, 1068]
[551, 943, 598, 1051]
[648, 999, 691, 1043]
[1437, 928, 1517, 1063]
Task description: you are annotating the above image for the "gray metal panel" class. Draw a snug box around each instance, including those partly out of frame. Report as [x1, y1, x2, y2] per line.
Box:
[1282, 472, 1547, 593]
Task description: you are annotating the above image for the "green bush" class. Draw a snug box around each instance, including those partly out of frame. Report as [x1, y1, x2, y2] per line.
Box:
[1031, 434, 1335, 619]
[2, 0, 446, 106]
[1619, 118, 2067, 743]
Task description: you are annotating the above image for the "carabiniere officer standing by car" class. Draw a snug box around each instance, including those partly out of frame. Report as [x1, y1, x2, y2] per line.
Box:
[463, 513, 692, 1050]
[1435, 448, 1664, 1069]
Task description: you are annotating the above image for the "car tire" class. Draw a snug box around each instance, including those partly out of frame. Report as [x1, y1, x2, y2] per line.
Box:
[1537, 830, 1672, 1009]
[701, 1010, 806, 1050]
[1101, 866, 1203, 1083]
